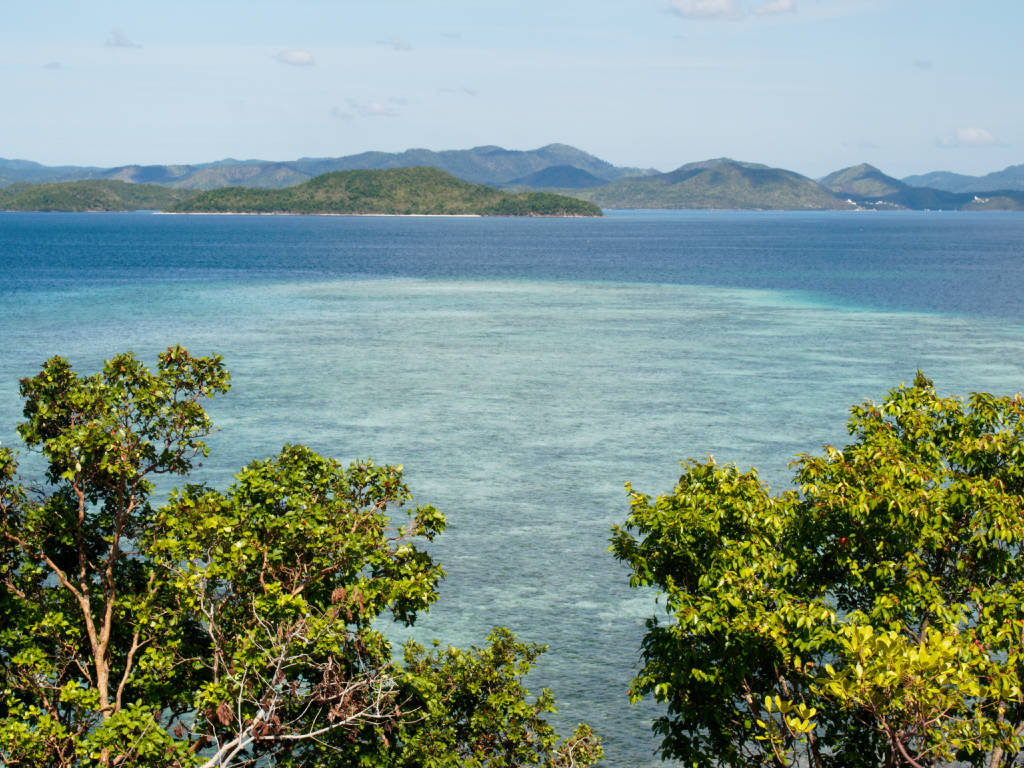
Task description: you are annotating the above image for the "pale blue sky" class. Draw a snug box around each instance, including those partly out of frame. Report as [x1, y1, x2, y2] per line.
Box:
[3, 0, 1020, 177]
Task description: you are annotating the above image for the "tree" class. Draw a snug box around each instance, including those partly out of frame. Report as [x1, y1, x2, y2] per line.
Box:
[390, 628, 601, 768]
[611, 374, 1024, 768]
[0, 348, 598, 768]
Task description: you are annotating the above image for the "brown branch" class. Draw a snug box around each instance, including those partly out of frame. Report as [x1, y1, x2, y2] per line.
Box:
[72, 481, 89, 592]
[114, 595, 153, 710]
[2, 527, 97, 639]
[892, 731, 929, 768]
[2, 573, 29, 599]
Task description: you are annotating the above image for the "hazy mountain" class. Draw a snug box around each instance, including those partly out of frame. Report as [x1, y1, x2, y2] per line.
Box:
[570, 158, 850, 210]
[504, 165, 608, 189]
[820, 163, 907, 198]
[0, 158, 108, 186]
[0, 145, 656, 191]
[7, 150, 1024, 210]
[170, 167, 602, 216]
[823, 163, 1024, 210]
[902, 163, 1024, 193]
[286, 144, 655, 186]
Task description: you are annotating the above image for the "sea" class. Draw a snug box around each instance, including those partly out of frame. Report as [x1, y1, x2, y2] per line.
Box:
[1, 209, 1022, 766]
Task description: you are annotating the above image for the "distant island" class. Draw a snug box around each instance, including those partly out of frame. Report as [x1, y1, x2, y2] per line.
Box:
[538, 158, 1024, 211]
[818, 163, 1024, 211]
[3, 144, 1024, 212]
[565, 159, 850, 210]
[0, 169, 602, 217]
[169, 167, 602, 216]
[0, 179, 193, 212]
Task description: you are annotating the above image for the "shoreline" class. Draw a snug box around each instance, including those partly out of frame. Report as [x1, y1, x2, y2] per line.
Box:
[154, 211, 486, 218]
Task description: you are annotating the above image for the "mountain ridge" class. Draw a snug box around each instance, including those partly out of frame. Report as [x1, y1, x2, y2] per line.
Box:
[902, 163, 1024, 193]
[823, 163, 1024, 210]
[4, 148, 1024, 211]
[0, 145, 657, 191]
[564, 158, 851, 210]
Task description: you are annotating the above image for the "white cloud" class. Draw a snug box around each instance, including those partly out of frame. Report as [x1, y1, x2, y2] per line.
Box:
[274, 49, 315, 67]
[671, 0, 736, 18]
[106, 28, 141, 48]
[755, 0, 795, 14]
[941, 126, 999, 148]
[364, 102, 398, 116]
[956, 127, 997, 146]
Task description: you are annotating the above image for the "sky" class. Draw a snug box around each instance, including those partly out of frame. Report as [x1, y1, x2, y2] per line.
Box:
[2, 0, 1021, 178]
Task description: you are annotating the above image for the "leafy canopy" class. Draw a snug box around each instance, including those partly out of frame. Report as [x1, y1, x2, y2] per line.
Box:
[611, 374, 1024, 768]
[0, 348, 599, 768]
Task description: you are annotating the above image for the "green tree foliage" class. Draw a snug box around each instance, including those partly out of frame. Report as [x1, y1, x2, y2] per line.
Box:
[390, 628, 601, 768]
[611, 374, 1024, 767]
[0, 349, 599, 768]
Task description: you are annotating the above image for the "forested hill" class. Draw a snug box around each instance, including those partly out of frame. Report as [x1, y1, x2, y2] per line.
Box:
[565, 158, 851, 210]
[0, 179, 195, 212]
[170, 167, 603, 216]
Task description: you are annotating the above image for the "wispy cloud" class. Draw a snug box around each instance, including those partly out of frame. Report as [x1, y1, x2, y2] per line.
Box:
[755, 0, 795, 14]
[44, 61, 63, 70]
[330, 98, 403, 119]
[912, 58, 933, 70]
[274, 48, 315, 67]
[940, 126, 1000, 148]
[437, 87, 480, 98]
[106, 28, 141, 48]
[377, 36, 413, 51]
[672, 0, 797, 19]
[671, 0, 737, 18]
[671, 0, 906, 21]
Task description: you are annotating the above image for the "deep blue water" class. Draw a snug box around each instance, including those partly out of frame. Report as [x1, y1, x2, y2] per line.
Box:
[1, 210, 1022, 766]
[3, 210, 1023, 318]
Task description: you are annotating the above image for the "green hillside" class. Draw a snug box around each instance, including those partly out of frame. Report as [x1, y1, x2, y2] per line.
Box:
[820, 163, 907, 198]
[0, 179, 194, 211]
[170, 167, 602, 216]
[570, 158, 850, 210]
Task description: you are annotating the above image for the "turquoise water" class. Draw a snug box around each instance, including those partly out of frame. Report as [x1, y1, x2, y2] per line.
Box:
[1, 210, 1022, 765]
